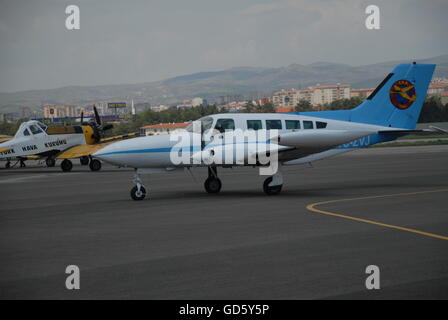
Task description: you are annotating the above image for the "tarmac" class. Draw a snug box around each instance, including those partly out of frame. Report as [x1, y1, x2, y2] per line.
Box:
[0, 145, 447, 299]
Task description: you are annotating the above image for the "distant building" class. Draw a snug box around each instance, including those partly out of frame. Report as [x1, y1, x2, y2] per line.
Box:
[308, 84, 350, 105]
[428, 83, 448, 96]
[351, 88, 374, 99]
[191, 97, 204, 107]
[255, 97, 273, 106]
[140, 122, 189, 136]
[150, 105, 173, 112]
[273, 84, 350, 107]
[219, 101, 248, 112]
[43, 104, 78, 118]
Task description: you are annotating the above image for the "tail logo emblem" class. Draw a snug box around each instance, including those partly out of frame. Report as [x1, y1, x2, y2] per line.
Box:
[389, 80, 416, 110]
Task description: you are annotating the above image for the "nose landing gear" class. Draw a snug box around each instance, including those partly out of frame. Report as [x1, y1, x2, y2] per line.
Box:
[204, 166, 222, 194]
[130, 170, 147, 200]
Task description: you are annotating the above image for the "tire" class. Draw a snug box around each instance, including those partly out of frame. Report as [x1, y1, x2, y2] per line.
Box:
[80, 156, 89, 166]
[46, 157, 56, 167]
[263, 177, 282, 195]
[89, 159, 101, 171]
[61, 159, 73, 172]
[130, 185, 146, 200]
[204, 177, 222, 194]
[5, 162, 10, 169]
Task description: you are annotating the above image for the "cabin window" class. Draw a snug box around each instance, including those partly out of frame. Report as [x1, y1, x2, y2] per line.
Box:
[247, 120, 262, 130]
[316, 121, 327, 129]
[303, 120, 314, 129]
[266, 120, 282, 130]
[285, 120, 301, 130]
[23, 129, 30, 136]
[215, 119, 235, 132]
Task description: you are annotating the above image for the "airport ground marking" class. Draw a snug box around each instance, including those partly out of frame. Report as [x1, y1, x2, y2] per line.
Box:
[306, 189, 448, 241]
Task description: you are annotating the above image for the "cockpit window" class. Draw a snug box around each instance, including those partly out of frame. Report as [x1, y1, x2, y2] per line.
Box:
[37, 122, 48, 132]
[29, 124, 43, 135]
[186, 116, 214, 133]
[316, 121, 327, 129]
[23, 129, 30, 136]
[215, 119, 235, 132]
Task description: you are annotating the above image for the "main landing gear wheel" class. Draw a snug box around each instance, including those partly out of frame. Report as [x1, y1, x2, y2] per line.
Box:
[5, 161, 11, 169]
[263, 177, 282, 195]
[130, 185, 146, 200]
[89, 159, 101, 171]
[46, 157, 56, 167]
[61, 159, 73, 172]
[80, 156, 89, 166]
[204, 177, 222, 193]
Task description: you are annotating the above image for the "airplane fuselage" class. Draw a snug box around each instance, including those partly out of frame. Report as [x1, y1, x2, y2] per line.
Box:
[93, 113, 398, 169]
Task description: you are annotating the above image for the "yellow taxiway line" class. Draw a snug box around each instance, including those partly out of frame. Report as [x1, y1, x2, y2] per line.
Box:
[306, 189, 448, 241]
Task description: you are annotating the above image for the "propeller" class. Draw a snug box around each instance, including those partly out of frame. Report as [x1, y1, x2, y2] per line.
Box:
[90, 105, 113, 142]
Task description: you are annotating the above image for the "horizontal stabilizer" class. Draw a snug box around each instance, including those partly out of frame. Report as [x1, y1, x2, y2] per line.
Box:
[379, 126, 448, 135]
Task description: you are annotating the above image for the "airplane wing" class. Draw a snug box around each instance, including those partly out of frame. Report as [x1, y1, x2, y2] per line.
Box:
[0, 136, 12, 143]
[56, 143, 111, 159]
[56, 133, 138, 159]
[99, 133, 138, 143]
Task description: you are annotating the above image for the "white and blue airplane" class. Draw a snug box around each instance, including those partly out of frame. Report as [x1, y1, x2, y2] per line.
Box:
[93, 63, 443, 200]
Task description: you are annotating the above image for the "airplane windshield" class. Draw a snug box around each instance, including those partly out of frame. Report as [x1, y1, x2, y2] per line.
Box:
[29, 124, 44, 135]
[37, 122, 48, 132]
[186, 116, 214, 132]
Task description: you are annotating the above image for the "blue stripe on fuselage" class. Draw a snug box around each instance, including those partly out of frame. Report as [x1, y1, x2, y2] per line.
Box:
[95, 134, 400, 156]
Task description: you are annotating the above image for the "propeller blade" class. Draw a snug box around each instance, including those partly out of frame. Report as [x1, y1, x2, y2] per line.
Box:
[93, 105, 101, 126]
[80, 111, 84, 124]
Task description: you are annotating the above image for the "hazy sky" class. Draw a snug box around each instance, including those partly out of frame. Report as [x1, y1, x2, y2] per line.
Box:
[0, 0, 447, 92]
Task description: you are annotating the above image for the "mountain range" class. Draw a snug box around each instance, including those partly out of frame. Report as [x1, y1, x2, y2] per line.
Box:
[1, 54, 447, 113]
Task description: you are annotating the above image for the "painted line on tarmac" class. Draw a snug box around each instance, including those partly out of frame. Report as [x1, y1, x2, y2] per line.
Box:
[306, 189, 448, 241]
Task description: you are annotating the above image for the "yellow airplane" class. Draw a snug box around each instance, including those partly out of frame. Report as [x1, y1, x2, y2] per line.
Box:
[0, 106, 137, 171]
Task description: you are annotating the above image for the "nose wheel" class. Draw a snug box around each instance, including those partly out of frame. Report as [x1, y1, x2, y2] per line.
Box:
[204, 166, 221, 194]
[131, 185, 146, 200]
[131, 170, 147, 200]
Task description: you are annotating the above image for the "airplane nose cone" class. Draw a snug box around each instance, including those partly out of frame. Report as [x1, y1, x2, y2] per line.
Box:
[92, 141, 127, 165]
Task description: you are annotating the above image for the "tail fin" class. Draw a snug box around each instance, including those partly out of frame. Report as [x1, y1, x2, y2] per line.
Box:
[350, 63, 435, 129]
